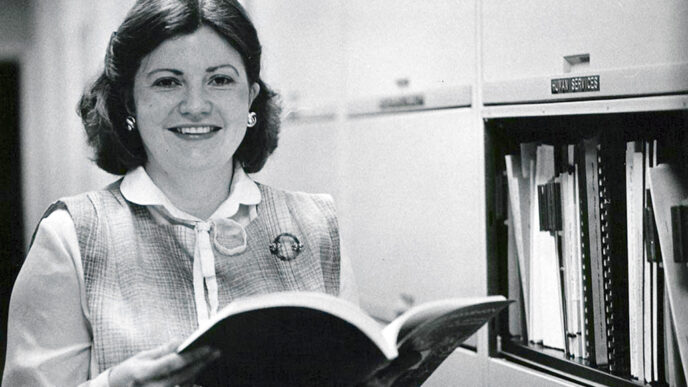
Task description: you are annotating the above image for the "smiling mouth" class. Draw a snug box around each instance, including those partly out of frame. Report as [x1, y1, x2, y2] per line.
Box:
[168, 125, 222, 135]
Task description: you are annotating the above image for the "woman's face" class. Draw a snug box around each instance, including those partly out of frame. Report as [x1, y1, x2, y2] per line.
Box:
[132, 26, 259, 177]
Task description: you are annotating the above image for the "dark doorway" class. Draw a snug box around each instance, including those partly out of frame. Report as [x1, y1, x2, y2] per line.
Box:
[0, 61, 24, 378]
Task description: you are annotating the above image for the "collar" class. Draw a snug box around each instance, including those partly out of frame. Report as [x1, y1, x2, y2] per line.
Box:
[120, 163, 261, 222]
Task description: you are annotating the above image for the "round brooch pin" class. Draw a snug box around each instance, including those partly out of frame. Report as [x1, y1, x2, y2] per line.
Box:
[268, 233, 304, 261]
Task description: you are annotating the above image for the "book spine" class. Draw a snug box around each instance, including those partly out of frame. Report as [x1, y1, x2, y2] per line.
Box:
[626, 142, 645, 380]
[576, 137, 609, 366]
[573, 154, 587, 360]
[656, 264, 666, 383]
[598, 150, 616, 369]
[552, 179, 569, 357]
[599, 136, 630, 375]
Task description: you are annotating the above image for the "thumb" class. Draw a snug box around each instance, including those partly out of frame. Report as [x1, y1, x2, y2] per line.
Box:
[375, 350, 423, 383]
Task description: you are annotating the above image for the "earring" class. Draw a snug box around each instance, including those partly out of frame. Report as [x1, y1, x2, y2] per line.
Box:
[125, 116, 136, 132]
[247, 112, 257, 128]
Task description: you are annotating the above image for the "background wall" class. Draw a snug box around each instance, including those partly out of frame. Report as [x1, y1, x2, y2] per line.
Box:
[0, 0, 31, 376]
[20, 0, 136, 243]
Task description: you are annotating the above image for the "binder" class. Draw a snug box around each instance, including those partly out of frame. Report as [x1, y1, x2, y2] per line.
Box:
[507, 211, 525, 339]
[559, 162, 583, 359]
[648, 164, 688, 381]
[573, 134, 631, 372]
[576, 137, 609, 366]
[537, 178, 568, 354]
[571, 149, 587, 360]
[656, 264, 666, 383]
[626, 142, 645, 379]
[644, 190, 664, 382]
[602, 136, 630, 375]
[531, 144, 565, 350]
[644, 141, 662, 382]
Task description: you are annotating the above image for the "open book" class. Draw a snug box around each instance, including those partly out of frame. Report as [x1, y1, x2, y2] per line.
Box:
[177, 291, 510, 386]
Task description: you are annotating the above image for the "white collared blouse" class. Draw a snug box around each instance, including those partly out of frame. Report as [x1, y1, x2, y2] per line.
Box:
[3, 164, 358, 386]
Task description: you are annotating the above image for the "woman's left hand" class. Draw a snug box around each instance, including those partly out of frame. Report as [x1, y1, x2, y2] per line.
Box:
[107, 341, 221, 387]
[358, 350, 423, 387]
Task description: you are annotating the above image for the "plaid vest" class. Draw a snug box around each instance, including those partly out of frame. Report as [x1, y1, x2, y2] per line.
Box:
[45, 182, 340, 372]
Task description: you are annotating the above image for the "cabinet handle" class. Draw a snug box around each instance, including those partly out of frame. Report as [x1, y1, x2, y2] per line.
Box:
[563, 53, 590, 73]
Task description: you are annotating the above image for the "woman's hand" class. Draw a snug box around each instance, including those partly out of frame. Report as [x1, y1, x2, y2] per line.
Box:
[108, 341, 221, 387]
[358, 350, 423, 387]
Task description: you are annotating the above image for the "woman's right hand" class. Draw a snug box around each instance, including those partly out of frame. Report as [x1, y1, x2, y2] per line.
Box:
[108, 341, 221, 387]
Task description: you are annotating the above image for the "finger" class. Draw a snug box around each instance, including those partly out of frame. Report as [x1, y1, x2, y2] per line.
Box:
[163, 350, 221, 385]
[149, 346, 217, 378]
[372, 350, 423, 384]
[395, 350, 423, 370]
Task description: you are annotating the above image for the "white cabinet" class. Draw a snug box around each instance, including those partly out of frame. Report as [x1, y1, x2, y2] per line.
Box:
[425, 348, 485, 387]
[258, 109, 486, 320]
[251, 0, 475, 115]
[487, 359, 582, 387]
[253, 120, 345, 206]
[344, 0, 474, 113]
[482, 0, 688, 103]
[249, 0, 345, 118]
[21, 0, 135, 242]
[250, 4, 483, 319]
[338, 108, 485, 317]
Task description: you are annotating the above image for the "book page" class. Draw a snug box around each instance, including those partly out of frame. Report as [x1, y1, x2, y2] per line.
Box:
[382, 297, 510, 387]
[177, 292, 395, 386]
[179, 291, 394, 356]
[382, 296, 507, 343]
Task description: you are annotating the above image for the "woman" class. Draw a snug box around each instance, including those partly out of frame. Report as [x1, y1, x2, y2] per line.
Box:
[3, 0, 357, 385]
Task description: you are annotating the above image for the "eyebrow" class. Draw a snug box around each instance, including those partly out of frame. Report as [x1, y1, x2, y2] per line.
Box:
[207, 64, 240, 75]
[146, 64, 240, 78]
[146, 68, 183, 78]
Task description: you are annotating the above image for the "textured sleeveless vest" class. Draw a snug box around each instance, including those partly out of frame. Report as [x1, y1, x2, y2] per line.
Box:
[45, 182, 340, 372]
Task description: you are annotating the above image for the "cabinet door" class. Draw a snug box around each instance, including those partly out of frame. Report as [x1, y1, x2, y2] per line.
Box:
[249, 0, 345, 118]
[253, 120, 344, 205]
[425, 348, 485, 387]
[344, 0, 474, 110]
[487, 359, 581, 387]
[482, 0, 688, 103]
[339, 108, 485, 318]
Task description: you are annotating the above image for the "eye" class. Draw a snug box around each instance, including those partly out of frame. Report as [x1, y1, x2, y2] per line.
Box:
[209, 75, 235, 87]
[152, 77, 181, 88]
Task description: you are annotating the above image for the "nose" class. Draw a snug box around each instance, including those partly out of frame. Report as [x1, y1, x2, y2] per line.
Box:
[178, 85, 212, 119]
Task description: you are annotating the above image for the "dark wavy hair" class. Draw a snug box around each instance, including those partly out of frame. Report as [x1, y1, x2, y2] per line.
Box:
[78, 0, 281, 175]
